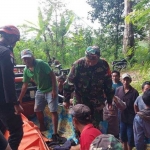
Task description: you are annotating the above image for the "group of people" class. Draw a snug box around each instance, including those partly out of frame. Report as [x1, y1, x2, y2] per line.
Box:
[61, 45, 150, 150]
[0, 25, 64, 150]
[105, 71, 150, 150]
[0, 24, 150, 150]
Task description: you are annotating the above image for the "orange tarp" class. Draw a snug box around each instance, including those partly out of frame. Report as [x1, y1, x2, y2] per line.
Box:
[5, 114, 49, 150]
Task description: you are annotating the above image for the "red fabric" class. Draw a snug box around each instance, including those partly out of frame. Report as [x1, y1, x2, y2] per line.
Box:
[80, 124, 101, 150]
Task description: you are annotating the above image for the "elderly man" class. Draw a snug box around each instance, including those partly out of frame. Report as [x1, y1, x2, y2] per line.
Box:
[63, 46, 114, 127]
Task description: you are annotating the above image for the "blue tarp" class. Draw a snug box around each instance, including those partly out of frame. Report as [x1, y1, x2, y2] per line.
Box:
[30, 105, 77, 143]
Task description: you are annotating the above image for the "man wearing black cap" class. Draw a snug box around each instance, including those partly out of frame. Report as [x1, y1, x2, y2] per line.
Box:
[63, 45, 114, 127]
[69, 104, 101, 150]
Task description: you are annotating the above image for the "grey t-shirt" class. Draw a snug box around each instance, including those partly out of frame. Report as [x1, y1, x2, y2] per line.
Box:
[134, 95, 146, 111]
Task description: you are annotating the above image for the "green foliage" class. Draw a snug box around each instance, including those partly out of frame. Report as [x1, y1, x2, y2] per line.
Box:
[125, 0, 150, 66]
[126, 0, 150, 29]
[13, 0, 149, 76]
[14, 39, 47, 64]
[87, 0, 124, 59]
[129, 68, 150, 94]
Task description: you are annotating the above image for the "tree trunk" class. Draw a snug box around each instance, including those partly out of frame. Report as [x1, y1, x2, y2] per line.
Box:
[148, 22, 150, 52]
[123, 0, 134, 60]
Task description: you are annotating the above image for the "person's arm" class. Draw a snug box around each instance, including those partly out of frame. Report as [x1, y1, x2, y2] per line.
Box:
[133, 115, 146, 150]
[70, 144, 80, 150]
[63, 64, 76, 108]
[134, 96, 140, 113]
[18, 67, 30, 103]
[1, 50, 23, 114]
[134, 105, 139, 113]
[103, 60, 113, 104]
[113, 96, 126, 111]
[49, 71, 57, 99]
[18, 83, 28, 103]
[1, 50, 17, 103]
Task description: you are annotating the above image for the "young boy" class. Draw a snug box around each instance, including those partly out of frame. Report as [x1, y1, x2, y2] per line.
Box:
[134, 81, 150, 113]
[103, 96, 126, 139]
[112, 70, 123, 91]
[133, 89, 150, 150]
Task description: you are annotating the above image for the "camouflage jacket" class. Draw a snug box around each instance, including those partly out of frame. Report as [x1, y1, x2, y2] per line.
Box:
[63, 57, 113, 105]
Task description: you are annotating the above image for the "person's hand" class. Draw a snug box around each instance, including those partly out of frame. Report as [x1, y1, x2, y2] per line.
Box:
[113, 96, 118, 103]
[70, 99, 73, 105]
[63, 102, 70, 109]
[107, 103, 113, 110]
[14, 105, 24, 115]
[18, 99, 23, 105]
[52, 90, 57, 100]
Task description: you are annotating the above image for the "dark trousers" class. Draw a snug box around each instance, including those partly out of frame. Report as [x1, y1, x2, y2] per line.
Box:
[88, 104, 103, 128]
[0, 104, 23, 150]
[0, 130, 8, 150]
[120, 122, 134, 147]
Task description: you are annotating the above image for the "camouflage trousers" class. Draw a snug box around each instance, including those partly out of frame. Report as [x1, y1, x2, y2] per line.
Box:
[73, 95, 105, 128]
[88, 105, 103, 128]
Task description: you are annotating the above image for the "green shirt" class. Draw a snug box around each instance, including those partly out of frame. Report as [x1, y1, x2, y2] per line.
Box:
[23, 59, 52, 93]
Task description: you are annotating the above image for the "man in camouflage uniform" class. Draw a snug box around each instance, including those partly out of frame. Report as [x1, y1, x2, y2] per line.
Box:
[63, 46, 114, 127]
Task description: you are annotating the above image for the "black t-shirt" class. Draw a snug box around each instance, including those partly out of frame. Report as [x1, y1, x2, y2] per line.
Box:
[115, 86, 139, 124]
[0, 44, 17, 104]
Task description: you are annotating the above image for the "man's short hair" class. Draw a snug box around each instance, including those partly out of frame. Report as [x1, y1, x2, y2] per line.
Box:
[142, 89, 150, 106]
[111, 70, 120, 77]
[142, 81, 150, 90]
[69, 104, 92, 125]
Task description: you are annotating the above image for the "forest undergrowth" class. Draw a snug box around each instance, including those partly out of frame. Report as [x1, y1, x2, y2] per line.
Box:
[120, 65, 150, 94]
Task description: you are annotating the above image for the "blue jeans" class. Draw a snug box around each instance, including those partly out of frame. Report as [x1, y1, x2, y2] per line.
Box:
[120, 122, 134, 147]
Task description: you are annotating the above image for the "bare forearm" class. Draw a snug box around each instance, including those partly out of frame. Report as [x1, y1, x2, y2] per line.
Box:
[51, 71, 57, 91]
[18, 83, 28, 102]
[114, 96, 126, 110]
[70, 144, 80, 150]
[134, 105, 139, 113]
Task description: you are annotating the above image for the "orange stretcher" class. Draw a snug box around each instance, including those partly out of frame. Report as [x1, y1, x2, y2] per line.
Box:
[5, 114, 49, 150]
